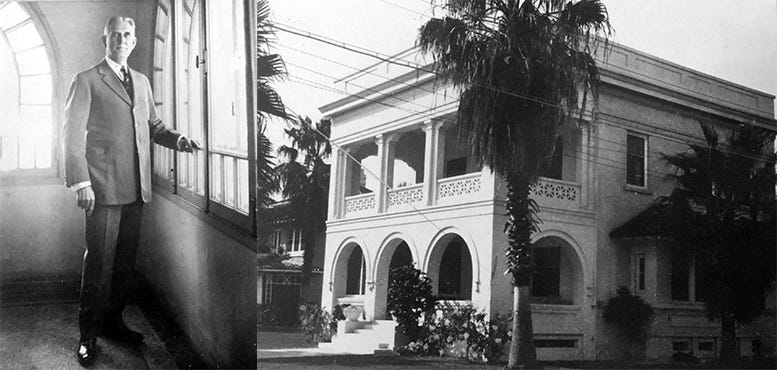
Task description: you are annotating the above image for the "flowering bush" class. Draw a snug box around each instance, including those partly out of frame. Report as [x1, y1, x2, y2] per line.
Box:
[387, 266, 436, 341]
[395, 302, 511, 363]
[297, 304, 333, 342]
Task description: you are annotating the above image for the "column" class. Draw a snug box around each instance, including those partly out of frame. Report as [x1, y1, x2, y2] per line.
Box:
[375, 133, 397, 213]
[422, 119, 444, 206]
[338, 147, 353, 218]
[327, 146, 341, 220]
[580, 124, 591, 210]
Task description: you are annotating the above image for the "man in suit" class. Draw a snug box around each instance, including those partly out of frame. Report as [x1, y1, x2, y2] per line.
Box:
[62, 16, 200, 367]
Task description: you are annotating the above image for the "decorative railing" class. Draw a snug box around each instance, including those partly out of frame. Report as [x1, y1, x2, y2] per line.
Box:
[387, 184, 424, 209]
[437, 172, 482, 201]
[530, 177, 581, 209]
[344, 193, 376, 215]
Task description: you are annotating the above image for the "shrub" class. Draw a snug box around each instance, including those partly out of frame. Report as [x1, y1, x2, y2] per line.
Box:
[387, 265, 436, 341]
[395, 302, 510, 364]
[257, 303, 278, 326]
[298, 304, 333, 343]
[603, 287, 654, 344]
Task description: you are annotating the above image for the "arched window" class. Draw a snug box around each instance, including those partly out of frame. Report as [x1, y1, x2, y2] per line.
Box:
[0, 2, 54, 172]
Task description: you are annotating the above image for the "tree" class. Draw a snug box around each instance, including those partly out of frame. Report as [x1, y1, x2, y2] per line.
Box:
[275, 117, 332, 280]
[256, 0, 289, 211]
[418, 1, 611, 367]
[659, 123, 776, 363]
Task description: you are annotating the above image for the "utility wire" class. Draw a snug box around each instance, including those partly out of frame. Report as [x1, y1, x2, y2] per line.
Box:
[274, 22, 777, 139]
[274, 27, 777, 164]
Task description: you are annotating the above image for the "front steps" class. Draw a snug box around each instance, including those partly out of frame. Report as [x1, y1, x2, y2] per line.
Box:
[318, 319, 397, 354]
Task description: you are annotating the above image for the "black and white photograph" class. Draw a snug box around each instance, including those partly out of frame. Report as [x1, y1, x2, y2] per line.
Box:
[0, 1, 775, 369]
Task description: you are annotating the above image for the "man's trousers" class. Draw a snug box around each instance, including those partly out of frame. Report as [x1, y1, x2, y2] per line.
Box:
[78, 201, 143, 340]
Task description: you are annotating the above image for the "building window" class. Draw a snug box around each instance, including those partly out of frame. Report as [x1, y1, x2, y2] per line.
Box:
[671, 251, 690, 301]
[626, 134, 646, 187]
[151, 0, 255, 232]
[672, 339, 691, 353]
[540, 137, 564, 180]
[671, 251, 707, 303]
[445, 157, 467, 178]
[0, 2, 55, 173]
[697, 339, 714, 352]
[534, 339, 577, 348]
[637, 256, 646, 291]
[532, 246, 561, 298]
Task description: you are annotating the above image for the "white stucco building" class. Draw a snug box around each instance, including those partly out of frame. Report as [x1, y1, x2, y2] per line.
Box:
[317, 43, 776, 360]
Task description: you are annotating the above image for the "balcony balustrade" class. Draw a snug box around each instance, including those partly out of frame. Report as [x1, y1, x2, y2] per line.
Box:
[386, 183, 424, 211]
[344, 193, 376, 216]
[530, 177, 581, 210]
[436, 172, 483, 203]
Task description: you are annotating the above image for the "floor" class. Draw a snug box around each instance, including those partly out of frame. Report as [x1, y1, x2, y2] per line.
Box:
[0, 302, 176, 369]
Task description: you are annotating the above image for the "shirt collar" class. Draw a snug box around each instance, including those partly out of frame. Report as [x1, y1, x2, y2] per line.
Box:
[104, 56, 127, 78]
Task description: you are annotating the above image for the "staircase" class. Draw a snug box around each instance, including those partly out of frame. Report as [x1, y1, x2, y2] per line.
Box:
[318, 320, 397, 354]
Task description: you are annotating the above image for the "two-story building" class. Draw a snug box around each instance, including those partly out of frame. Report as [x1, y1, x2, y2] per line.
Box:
[316, 44, 776, 360]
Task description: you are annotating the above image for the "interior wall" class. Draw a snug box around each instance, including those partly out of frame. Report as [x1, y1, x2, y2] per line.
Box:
[137, 196, 256, 368]
[1, 0, 153, 284]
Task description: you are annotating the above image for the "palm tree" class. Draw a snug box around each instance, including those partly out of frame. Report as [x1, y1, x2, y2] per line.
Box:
[275, 117, 332, 280]
[255, 0, 289, 214]
[659, 123, 776, 363]
[418, 1, 611, 367]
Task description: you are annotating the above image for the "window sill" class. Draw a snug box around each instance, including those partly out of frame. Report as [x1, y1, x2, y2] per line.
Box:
[152, 183, 257, 252]
[623, 184, 652, 195]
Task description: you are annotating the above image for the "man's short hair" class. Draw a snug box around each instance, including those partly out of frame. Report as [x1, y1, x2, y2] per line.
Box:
[103, 16, 135, 36]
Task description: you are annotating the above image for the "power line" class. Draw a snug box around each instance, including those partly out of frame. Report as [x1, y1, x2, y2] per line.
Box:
[274, 22, 777, 138]
[274, 26, 776, 165]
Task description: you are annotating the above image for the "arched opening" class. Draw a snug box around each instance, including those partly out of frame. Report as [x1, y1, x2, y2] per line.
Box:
[345, 247, 366, 295]
[531, 236, 584, 305]
[428, 234, 473, 301]
[374, 239, 414, 319]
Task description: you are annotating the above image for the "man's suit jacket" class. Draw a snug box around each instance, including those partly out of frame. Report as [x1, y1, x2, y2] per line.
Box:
[63, 60, 181, 205]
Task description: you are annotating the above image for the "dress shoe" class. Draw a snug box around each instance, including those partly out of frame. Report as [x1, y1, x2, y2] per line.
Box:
[102, 320, 144, 344]
[77, 337, 97, 367]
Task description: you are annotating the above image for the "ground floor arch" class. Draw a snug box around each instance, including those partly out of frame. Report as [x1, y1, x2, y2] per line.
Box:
[531, 235, 584, 305]
[332, 241, 369, 302]
[426, 233, 473, 300]
[373, 238, 415, 319]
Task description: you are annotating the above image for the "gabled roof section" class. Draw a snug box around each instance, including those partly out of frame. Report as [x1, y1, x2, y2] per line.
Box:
[610, 201, 683, 238]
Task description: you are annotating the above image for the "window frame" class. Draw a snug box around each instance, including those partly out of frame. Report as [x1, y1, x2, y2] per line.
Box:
[0, 2, 61, 181]
[625, 132, 648, 189]
[150, 0, 257, 237]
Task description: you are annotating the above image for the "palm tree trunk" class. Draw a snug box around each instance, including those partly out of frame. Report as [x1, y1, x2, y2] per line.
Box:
[506, 176, 538, 369]
[720, 312, 737, 363]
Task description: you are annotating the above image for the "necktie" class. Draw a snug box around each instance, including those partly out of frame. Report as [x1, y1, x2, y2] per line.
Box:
[120, 66, 134, 101]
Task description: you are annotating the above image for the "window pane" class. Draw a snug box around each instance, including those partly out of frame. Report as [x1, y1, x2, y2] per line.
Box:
[671, 252, 690, 301]
[178, 151, 189, 187]
[224, 155, 235, 206]
[210, 153, 223, 202]
[207, 0, 247, 154]
[16, 46, 49, 75]
[6, 21, 42, 52]
[17, 134, 34, 168]
[35, 123, 51, 168]
[0, 136, 18, 170]
[626, 135, 646, 186]
[237, 158, 248, 213]
[0, 2, 28, 30]
[19, 74, 51, 104]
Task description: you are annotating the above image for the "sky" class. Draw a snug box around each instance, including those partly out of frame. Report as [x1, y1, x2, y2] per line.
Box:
[266, 0, 777, 152]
